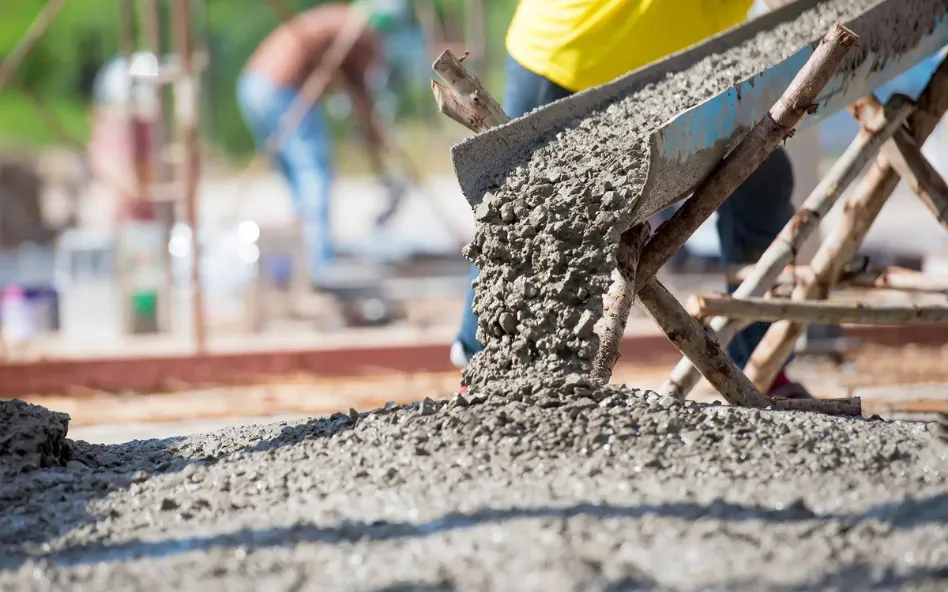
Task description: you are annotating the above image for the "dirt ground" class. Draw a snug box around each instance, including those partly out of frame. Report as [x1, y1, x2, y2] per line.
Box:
[14, 345, 948, 445]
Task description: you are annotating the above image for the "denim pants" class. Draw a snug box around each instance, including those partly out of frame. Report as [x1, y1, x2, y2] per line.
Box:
[456, 54, 796, 372]
[237, 72, 334, 284]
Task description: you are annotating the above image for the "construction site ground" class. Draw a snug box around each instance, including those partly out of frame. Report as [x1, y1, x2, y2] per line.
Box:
[7, 187, 948, 590]
[3, 342, 947, 591]
[15, 343, 945, 445]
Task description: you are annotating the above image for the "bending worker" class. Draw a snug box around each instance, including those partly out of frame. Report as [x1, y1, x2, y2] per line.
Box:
[451, 0, 812, 399]
[237, 2, 397, 289]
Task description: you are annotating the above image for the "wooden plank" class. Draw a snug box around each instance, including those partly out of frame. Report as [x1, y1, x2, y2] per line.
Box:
[690, 295, 948, 325]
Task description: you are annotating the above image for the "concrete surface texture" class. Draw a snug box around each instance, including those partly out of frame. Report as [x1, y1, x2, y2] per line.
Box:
[2, 385, 948, 591]
[7, 2, 948, 590]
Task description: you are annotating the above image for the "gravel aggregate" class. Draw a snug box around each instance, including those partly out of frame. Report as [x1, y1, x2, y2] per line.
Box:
[2, 382, 948, 590]
[4, 1, 948, 589]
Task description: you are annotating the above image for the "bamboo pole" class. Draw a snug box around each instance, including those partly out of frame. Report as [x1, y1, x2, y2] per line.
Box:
[885, 128, 948, 232]
[431, 49, 509, 132]
[429, 52, 656, 387]
[141, 0, 175, 335]
[658, 93, 912, 399]
[635, 24, 858, 291]
[690, 295, 948, 325]
[591, 224, 650, 380]
[771, 396, 862, 416]
[171, 0, 206, 354]
[427, 29, 861, 416]
[744, 56, 948, 391]
[0, 0, 70, 93]
[637, 278, 771, 408]
[727, 264, 948, 293]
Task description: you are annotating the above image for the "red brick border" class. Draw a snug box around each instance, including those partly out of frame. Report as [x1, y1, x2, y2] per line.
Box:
[0, 325, 943, 397]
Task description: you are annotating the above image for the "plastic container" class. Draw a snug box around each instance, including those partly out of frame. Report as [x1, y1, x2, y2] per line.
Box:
[1, 285, 36, 344]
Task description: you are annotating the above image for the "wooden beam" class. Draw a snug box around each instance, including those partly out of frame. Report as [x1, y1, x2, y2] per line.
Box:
[591, 224, 650, 381]
[637, 279, 772, 408]
[431, 49, 509, 132]
[690, 295, 948, 325]
[727, 264, 948, 293]
[660, 28, 888, 399]
[744, 55, 948, 392]
[885, 128, 948, 232]
[636, 23, 858, 291]
[171, 0, 206, 354]
[770, 396, 862, 417]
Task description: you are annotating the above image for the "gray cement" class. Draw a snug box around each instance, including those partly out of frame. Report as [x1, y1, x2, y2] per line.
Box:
[4, 1, 948, 589]
[461, 0, 909, 389]
[1, 384, 948, 590]
[0, 399, 71, 477]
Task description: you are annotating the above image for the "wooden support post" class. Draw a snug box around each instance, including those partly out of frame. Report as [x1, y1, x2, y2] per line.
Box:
[771, 396, 862, 417]
[744, 56, 948, 392]
[885, 128, 948, 232]
[690, 295, 948, 325]
[660, 92, 912, 399]
[171, 0, 206, 354]
[591, 223, 650, 381]
[635, 24, 858, 290]
[851, 93, 948, 231]
[431, 49, 509, 132]
[727, 264, 948, 293]
[429, 51, 650, 386]
[429, 31, 862, 417]
[637, 278, 772, 408]
[142, 0, 175, 335]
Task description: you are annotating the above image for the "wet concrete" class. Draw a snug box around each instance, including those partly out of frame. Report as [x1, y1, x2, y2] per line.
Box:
[0, 399, 71, 477]
[4, 0, 948, 589]
[459, 0, 900, 390]
[2, 383, 948, 590]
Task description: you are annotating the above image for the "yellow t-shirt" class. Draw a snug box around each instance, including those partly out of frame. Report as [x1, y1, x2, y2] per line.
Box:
[506, 0, 755, 93]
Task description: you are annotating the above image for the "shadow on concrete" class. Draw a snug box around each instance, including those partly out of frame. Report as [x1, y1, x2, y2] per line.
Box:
[720, 561, 948, 591]
[8, 493, 947, 574]
[371, 580, 458, 592]
[0, 412, 360, 571]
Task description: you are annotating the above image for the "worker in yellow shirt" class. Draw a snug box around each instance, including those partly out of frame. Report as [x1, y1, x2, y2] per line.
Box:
[452, 0, 811, 399]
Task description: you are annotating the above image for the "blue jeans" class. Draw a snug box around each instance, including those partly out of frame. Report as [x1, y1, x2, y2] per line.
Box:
[456, 54, 796, 372]
[237, 72, 334, 284]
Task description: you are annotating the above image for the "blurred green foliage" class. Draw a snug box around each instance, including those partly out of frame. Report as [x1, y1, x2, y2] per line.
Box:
[0, 0, 518, 158]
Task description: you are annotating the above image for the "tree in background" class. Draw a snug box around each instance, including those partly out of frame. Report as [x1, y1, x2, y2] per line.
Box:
[0, 0, 518, 156]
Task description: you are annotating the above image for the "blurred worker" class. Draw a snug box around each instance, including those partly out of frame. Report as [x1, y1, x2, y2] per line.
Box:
[452, 0, 812, 399]
[236, 1, 398, 288]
